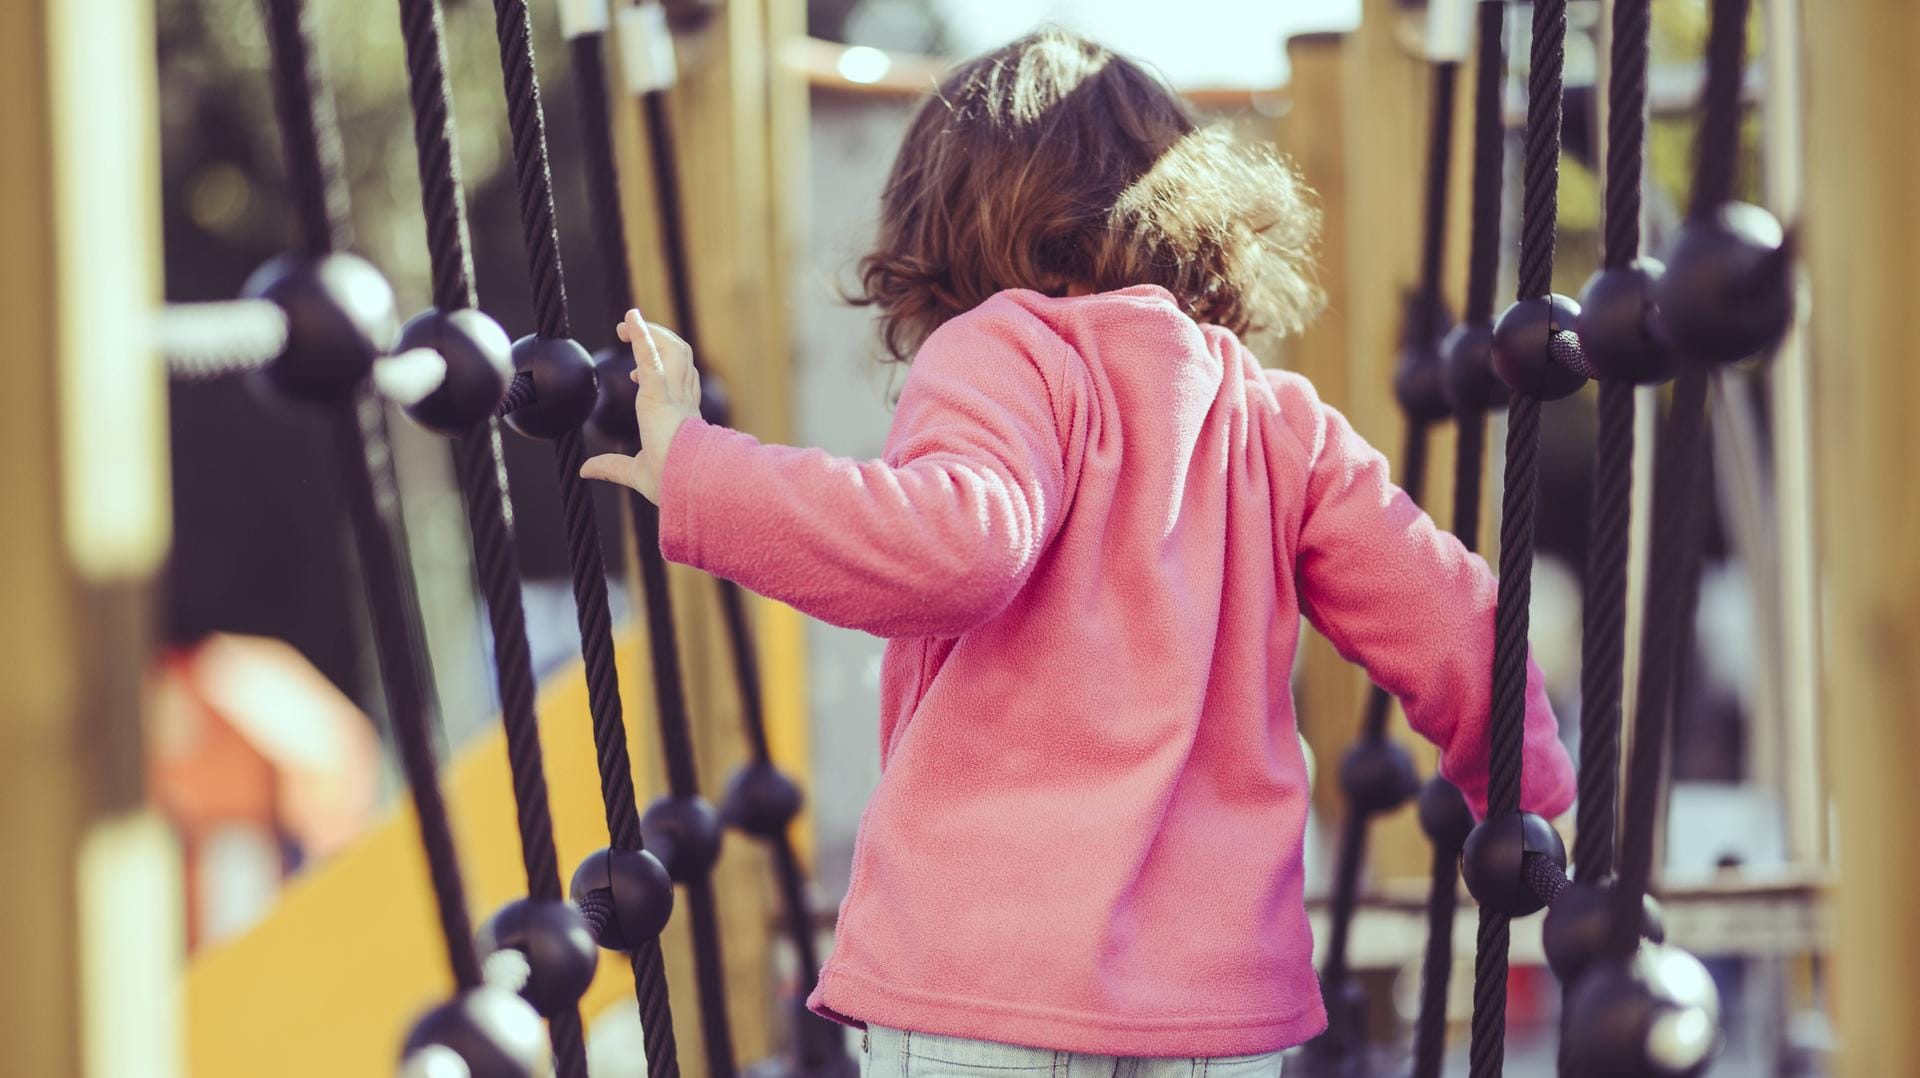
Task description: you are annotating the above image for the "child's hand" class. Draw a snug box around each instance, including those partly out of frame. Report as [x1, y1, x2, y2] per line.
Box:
[579, 309, 702, 503]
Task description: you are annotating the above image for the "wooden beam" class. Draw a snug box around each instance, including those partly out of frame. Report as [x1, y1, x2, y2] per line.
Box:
[0, 0, 179, 1075]
[1803, 0, 1920, 1074]
[604, 0, 813, 1068]
[1333, 0, 1449, 876]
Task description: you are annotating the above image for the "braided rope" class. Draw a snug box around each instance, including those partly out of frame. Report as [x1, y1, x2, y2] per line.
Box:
[392, 0, 588, 1067]
[1410, 11, 1506, 1076]
[331, 391, 486, 991]
[1611, 369, 1709, 948]
[1569, 0, 1651, 880]
[261, 0, 349, 254]
[486, 1, 679, 1068]
[159, 300, 288, 378]
[1613, 0, 1753, 955]
[1462, 0, 1506, 328]
[1410, 837, 1463, 1078]
[571, 21, 846, 1071]
[1690, 0, 1749, 217]
[397, 0, 476, 312]
[1572, 382, 1632, 878]
[492, 0, 571, 339]
[564, 27, 734, 1076]
[259, 0, 483, 993]
[1470, 0, 1570, 1069]
[496, 371, 537, 416]
[1314, 52, 1459, 1048]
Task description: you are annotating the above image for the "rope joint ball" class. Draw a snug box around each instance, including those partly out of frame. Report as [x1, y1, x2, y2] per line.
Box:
[399, 985, 546, 1078]
[1562, 942, 1723, 1077]
[1491, 293, 1590, 400]
[502, 335, 598, 439]
[1542, 881, 1666, 984]
[239, 250, 399, 403]
[1337, 738, 1421, 817]
[1460, 810, 1566, 917]
[1416, 776, 1475, 853]
[476, 898, 600, 1018]
[569, 846, 675, 952]
[588, 344, 640, 445]
[1575, 259, 1678, 385]
[1395, 342, 1455, 425]
[641, 793, 727, 882]
[721, 759, 805, 839]
[1657, 201, 1795, 364]
[396, 307, 515, 433]
[1439, 320, 1508, 413]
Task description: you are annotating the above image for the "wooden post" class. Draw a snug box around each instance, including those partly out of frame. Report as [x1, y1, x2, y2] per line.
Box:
[0, 0, 181, 1075]
[1279, 30, 1372, 824]
[1332, 0, 1452, 875]
[1803, 1, 1920, 1073]
[606, 0, 812, 1067]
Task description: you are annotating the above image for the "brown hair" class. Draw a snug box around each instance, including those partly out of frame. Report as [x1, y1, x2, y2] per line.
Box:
[854, 28, 1323, 364]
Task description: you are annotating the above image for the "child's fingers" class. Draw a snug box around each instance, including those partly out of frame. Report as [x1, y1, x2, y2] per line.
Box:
[643, 322, 694, 392]
[615, 320, 632, 344]
[579, 452, 637, 488]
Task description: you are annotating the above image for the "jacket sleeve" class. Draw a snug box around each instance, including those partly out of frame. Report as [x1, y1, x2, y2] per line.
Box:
[656, 300, 1071, 640]
[1271, 370, 1575, 819]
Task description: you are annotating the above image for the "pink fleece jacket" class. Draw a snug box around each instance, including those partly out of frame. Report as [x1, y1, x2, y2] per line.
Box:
[657, 285, 1575, 1057]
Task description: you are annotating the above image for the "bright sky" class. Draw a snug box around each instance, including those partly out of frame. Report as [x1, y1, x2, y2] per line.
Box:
[929, 0, 1363, 87]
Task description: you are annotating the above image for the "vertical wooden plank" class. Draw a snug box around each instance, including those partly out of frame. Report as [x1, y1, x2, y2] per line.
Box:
[1333, 1, 1442, 876]
[1279, 31, 1370, 822]
[1803, 1, 1920, 1074]
[606, 0, 812, 1066]
[0, 0, 180, 1075]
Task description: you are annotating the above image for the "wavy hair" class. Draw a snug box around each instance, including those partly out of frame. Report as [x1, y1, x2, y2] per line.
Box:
[853, 28, 1323, 363]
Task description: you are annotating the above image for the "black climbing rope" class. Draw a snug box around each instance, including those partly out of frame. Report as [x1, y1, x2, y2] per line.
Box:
[563, 6, 849, 1076]
[1609, 0, 1755, 954]
[1466, 0, 1590, 1071]
[1410, 5, 1509, 1072]
[257, 0, 486, 997]
[559, 6, 737, 1076]
[1308, 15, 1462, 1067]
[486, 0, 682, 1072]
[1571, 0, 1656, 892]
[391, 0, 588, 1070]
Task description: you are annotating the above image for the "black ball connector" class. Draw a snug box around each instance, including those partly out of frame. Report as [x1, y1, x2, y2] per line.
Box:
[241, 251, 398, 403]
[1562, 943, 1722, 1077]
[569, 847, 675, 952]
[1394, 342, 1454, 424]
[721, 759, 805, 839]
[501, 335, 597, 440]
[1439, 321, 1508, 413]
[1416, 776, 1475, 853]
[1542, 881, 1667, 983]
[588, 345, 639, 446]
[698, 373, 732, 428]
[476, 898, 600, 1017]
[641, 794, 726, 883]
[1576, 259, 1678, 386]
[1337, 738, 1419, 816]
[1461, 811, 1567, 917]
[1657, 201, 1794, 365]
[396, 308, 514, 434]
[399, 986, 546, 1078]
[1491, 293, 1590, 401]
[661, 0, 723, 30]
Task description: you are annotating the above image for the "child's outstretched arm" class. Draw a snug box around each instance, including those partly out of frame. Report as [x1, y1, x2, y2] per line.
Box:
[582, 303, 1068, 639]
[1271, 370, 1575, 820]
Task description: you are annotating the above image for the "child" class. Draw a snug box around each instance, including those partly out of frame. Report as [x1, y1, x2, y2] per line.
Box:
[582, 27, 1574, 1076]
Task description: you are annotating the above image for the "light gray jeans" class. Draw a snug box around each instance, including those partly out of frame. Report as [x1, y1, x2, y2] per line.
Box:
[858, 1025, 1285, 1078]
